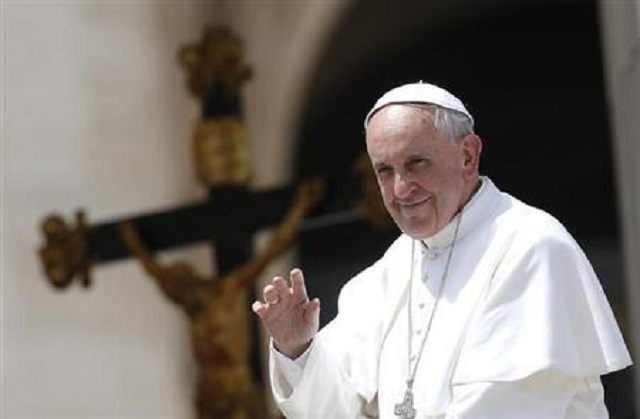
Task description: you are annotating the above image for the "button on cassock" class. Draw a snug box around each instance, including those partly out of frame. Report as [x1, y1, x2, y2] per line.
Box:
[426, 250, 440, 260]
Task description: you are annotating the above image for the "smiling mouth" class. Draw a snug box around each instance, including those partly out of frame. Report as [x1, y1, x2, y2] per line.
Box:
[399, 196, 431, 208]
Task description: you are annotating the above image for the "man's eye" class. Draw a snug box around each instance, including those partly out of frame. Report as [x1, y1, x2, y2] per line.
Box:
[376, 167, 392, 177]
[407, 158, 429, 170]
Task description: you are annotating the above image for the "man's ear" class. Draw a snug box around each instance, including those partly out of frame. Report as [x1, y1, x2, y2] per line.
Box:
[461, 134, 482, 178]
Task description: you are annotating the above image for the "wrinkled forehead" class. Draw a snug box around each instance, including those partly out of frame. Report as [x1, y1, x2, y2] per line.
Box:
[365, 106, 445, 160]
[366, 104, 438, 136]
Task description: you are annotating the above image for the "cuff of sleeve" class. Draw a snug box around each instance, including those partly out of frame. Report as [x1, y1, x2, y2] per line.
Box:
[270, 340, 312, 390]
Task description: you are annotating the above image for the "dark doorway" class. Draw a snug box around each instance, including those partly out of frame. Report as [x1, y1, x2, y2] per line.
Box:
[294, 0, 635, 416]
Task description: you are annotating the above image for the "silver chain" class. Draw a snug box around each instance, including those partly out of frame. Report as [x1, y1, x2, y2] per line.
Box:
[406, 211, 463, 390]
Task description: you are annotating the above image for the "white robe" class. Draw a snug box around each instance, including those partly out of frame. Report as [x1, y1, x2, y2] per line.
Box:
[270, 178, 631, 418]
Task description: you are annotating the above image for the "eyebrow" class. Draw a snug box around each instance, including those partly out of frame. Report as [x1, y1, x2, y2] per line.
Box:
[372, 161, 389, 170]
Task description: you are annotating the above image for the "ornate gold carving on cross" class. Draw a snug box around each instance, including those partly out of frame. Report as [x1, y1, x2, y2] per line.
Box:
[179, 25, 253, 188]
[39, 211, 90, 288]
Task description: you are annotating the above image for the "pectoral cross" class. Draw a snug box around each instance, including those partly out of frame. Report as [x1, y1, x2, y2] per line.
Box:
[394, 387, 416, 419]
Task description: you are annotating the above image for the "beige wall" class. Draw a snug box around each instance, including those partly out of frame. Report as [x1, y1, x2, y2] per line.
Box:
[3, 1, 346, 418]
[4, 3, 207, 418]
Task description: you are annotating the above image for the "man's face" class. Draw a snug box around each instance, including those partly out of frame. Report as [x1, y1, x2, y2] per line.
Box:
[366, 105, 471, 239]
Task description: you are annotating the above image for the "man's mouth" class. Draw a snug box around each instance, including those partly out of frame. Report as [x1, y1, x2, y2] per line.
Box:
[398, 196, 431, 208]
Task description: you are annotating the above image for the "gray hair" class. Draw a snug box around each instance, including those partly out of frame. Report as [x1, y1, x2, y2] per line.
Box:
[425, 104, 475, 142]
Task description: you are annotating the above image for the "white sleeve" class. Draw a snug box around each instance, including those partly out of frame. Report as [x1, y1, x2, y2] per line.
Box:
[267, 243, 402, 419]
[269, 331, 369, 418]
[269, 341, 312, 396]
[447, 370, 608, 419]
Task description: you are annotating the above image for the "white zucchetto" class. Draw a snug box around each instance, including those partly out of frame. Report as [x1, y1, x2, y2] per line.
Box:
[364, 82, 474, 128]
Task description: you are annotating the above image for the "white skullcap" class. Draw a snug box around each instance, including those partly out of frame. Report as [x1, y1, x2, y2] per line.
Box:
[364, 82, 474, 128]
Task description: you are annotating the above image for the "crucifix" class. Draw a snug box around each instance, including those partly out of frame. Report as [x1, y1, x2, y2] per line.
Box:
[394, 385, 417, 419]
[37, 25, 389, 419]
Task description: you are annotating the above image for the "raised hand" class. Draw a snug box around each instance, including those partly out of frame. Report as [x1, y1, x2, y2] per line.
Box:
[252, 268, 320, 359]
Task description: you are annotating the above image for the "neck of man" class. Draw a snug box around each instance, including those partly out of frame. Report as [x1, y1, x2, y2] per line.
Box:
[422, 177, 481, 242]
[457, 176, 482, 215]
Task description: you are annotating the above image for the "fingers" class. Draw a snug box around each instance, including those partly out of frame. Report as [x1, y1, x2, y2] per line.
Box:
[262, 276, 289, 306]
[251, 300, 267, 316]
[273, 276, 290, 301]
[304, 298, 320, 322]
[290, 268, 309, 303]
[252, 268, 310, 318]
[252, 272, 321, 358]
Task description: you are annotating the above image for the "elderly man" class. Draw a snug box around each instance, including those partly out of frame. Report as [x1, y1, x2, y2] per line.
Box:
[252, 82, 632, 418]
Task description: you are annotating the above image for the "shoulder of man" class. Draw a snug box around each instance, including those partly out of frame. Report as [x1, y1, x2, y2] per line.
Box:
[500, 194, 576, 248]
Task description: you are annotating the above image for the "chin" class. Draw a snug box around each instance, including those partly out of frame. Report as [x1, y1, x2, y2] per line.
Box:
[398, 222, 436, 239]
[407, 230, 434, 240]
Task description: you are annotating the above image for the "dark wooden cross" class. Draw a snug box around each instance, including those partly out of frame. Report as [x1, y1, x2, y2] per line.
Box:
[37, 25, 389, 419]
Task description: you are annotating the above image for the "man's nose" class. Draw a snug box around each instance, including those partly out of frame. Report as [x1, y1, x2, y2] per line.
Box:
[393, 173, 413, 198]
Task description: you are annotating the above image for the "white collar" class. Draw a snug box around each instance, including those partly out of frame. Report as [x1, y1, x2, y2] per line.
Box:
[420, 176, 497, 250]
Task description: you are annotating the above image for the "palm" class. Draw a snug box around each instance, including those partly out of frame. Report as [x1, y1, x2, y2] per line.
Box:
[272, 295, 317, 349]
[253, 269, 320, 359]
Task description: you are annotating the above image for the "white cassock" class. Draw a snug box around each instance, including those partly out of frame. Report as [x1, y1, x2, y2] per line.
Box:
[270, 177, 632, 418]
